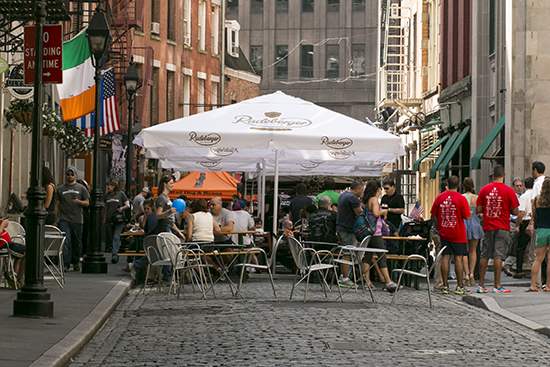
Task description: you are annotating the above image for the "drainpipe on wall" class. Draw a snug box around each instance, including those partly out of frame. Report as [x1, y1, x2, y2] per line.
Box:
[220, 0, 226, 106]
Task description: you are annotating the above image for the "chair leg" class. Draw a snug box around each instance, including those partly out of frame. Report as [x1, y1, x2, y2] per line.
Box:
[237, 254, 248, 297]
[267, 266, 277, 299]
[304, 271, 312, 303]
[391, 271, 405, 306]
[289, 270, 300, 301]
[334, 267, 344, 302]
[425, 261, 433, 309]
[205, 266, 216, 298]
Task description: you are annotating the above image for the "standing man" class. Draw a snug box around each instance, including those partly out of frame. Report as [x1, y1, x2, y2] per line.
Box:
[132, 187, 150, 222]
[381, 178, 405, 234]
[515, 177, 534, 277]
[504, 177, 525, 275]
[430, 176, 470, 295]
[477, 166, 520, 294]
[289, 183, 314, 225]
[57, 167, 90, 272]
[336, 181, 364, 287]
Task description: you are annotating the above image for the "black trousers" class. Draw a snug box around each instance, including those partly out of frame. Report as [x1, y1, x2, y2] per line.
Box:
[516, 220, 531, 273]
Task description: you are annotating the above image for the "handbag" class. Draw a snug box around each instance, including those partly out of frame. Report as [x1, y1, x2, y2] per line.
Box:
[111, 210, 126, 224]
[353, 208, 375, 241]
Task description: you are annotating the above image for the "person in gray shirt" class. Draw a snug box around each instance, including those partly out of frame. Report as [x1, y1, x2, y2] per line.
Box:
[57, 166, 90, 272]
[211, 197, 236, 243]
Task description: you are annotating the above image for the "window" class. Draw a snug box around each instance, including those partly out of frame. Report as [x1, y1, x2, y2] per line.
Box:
[211, 82, 219, 110]
[183, 74, 190, 116]
[167, 0, 175, 40]
[275, 45, 288, 80]
[327, 0, 339, 12]
[326, 44, 339, 78]
[150, 67, 159, 124]
[226, 21, 240, 57]
[212, 6, 220, 55]
[251, 0, 263, 14]
[166, 70, 175, 120]
[352, 0, 365, 11]
[302, 0, 314, 12]
[198, 1, 206, 51]
[351, 44, 366, 76]
[300, 44, 314, 79]
[250, 45, 263, 75]
[183, 0, 191, 46]
[227, 0, 239, 11]
[276, 0, 288, 13]
[197, 78, 205, 113]
[151, 0, 160, 23]
[489, 0, 496, 54]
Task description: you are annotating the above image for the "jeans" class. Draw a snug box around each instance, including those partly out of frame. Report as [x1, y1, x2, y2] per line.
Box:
[516, 221, 531, 273]
[107, 223, 125, 255]
[58, 220, 83, 267]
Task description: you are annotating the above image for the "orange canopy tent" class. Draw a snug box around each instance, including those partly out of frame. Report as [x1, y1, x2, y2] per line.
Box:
[169, 172, 238, 200]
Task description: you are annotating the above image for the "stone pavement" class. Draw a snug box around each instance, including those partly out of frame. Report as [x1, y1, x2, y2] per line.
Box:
[71, 275, 550, 367]
[0, 261, 130, 367]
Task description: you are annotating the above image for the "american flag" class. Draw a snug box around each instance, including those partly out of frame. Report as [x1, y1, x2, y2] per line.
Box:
[71, 68, 120, 137]
[409, 201, 425, 220]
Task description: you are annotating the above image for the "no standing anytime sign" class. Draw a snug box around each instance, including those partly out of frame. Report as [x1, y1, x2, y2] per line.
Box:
[24, 24, 63, 84]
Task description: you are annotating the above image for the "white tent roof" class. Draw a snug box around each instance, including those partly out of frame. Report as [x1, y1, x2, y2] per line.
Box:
[134, 91, 403, 168]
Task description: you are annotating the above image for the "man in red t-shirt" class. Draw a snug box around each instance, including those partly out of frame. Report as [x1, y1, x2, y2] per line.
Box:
[431, 176, 470, 295]
[476, 166, 520, 294]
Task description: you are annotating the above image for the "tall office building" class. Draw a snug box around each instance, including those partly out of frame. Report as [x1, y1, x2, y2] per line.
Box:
[226, 0, 377, 120]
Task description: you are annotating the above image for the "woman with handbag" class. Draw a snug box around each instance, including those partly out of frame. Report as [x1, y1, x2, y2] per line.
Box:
[105, 180, 130, 264]
[362, 179, 397, 293]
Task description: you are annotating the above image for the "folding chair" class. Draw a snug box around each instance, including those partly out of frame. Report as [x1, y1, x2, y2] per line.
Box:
[44, 225, 66, 288]
[236, 247, 277, 299]
[141, 235, 171, 294]
[6, 221, 25, 245]
[287, 236, 342, 302]
[390, 246, 447, 309]
[0, 238, 18, 289]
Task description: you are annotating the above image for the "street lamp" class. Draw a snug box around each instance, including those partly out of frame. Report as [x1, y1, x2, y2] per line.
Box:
[82, 8, 111, 274]
[124, 61, 141, 197]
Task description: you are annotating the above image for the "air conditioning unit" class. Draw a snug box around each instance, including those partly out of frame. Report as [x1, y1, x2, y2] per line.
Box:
[184, 35, 191, 45]
[151, 22, 160, 36]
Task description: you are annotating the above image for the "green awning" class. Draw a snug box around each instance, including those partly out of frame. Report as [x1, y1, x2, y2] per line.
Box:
[470, 115, 505, 169]
[429, 130, 460, 179]
[413, 134, 449, 171]
[438, 126, 471, 177]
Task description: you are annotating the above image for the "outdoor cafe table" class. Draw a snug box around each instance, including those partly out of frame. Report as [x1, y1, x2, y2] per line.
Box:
[382, 236, 427, 255]
[382, 236, 428, 289]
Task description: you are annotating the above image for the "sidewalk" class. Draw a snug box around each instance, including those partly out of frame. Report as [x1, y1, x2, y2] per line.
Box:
[0, 260, 131, 367]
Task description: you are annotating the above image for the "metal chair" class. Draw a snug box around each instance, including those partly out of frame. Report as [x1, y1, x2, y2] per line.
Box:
[0, 238, 18, 289]
[44, 225, 66, 288]
[236, 247, 277, 299]
[172, 247, 215, 299]
[270, 234, 285, 275]
[6, 221, 25, 246]
[141, 235, 171, 294]
[287, 236, 342, 302]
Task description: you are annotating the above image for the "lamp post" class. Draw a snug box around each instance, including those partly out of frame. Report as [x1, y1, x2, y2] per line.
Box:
[82, 8, 111, 274]
[13, 0, 54, 318]
[124, 62, 141, 197]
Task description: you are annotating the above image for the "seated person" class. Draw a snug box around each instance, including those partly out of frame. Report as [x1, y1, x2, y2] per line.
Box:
[211, 197, 236, 244]
[0, 218, 25, 285]
[186, 199, 216, 243]
[307, 195, 338, 248]
[231, 200, 255, 245]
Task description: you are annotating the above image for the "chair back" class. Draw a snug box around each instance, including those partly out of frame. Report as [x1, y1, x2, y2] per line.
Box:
[143, 235, 163, 263]
[287, 236, 308, 272]
[44, 225, 65, 256]
[355, 235, 372, 262]
[6, 221, 25, 244]
[158, 232, 181, 264]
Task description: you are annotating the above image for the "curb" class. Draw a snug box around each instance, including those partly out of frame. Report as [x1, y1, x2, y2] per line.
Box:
[463, 294, 550, 337]
[30, 279, 131, 367]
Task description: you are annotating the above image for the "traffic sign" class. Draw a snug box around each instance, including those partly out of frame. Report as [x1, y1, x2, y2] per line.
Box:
[24, 24, 63, 84]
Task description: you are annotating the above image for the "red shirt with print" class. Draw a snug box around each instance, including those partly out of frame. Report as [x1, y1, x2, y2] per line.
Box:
[0, 230, 11, 248]
[431, 190, 470, 244]
[477, 182, 519, 231]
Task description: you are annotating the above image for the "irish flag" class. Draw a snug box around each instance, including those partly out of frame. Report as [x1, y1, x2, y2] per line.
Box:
[56, 29, 95, 121]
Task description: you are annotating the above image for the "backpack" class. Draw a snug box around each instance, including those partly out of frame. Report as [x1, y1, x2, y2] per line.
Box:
[307, 211, 337, 243]
[353, 207, 376, 241]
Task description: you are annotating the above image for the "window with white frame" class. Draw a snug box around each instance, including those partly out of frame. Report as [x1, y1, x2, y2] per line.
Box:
[198, 1, 206, 51]
[198, 77, 205, 113]
[211, 6, 220, 55]
[225, 20, 240, 57]
[211, 82, 218, 109]
[183, 74, 191, 116]
[183, 0, 191, 46]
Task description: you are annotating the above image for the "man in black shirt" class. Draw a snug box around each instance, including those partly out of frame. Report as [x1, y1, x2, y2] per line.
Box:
[381, 178, 405, 234]
[289, 183, 314, 225]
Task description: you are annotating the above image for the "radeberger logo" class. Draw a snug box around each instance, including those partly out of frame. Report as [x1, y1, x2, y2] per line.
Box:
[328, 150, 355, 160]
[197, 158, 222, 168]
[210, 147, 238, 157]
[321, 136, 354, 150]
[233, 112, 312, 131]
[189, 131, 221, 146]
[299, 161, 324, 169]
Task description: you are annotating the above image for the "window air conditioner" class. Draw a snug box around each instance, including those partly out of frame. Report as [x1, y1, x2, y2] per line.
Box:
[151, 22, 160, 36]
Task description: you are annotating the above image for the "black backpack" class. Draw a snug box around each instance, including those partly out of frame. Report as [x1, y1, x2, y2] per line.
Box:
[307, 211, 337, 243]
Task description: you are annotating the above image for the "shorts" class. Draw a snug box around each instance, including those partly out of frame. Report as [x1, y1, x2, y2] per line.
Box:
[364, 236, 387, 268]
[338, 230, 357, 247]
[8, 242, 25, 258]
[481, 230, 510, 260]
[441, 240, 468, 256]
[535, 228, 550, 248]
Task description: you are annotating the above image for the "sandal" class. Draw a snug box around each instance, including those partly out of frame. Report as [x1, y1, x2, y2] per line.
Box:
[543, 287, 550, 293]
[526, 288, 540, 293]
[469, 274, 476, 287]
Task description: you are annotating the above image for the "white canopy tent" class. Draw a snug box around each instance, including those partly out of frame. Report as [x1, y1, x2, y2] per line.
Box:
[134, 91, 404, 233]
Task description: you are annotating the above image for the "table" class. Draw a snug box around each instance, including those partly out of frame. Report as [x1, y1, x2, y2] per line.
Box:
[382, 236, 427, 255]
[382, 237, 428, 289]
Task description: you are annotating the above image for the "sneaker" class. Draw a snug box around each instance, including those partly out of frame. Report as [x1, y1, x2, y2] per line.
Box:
[128, 263, 136, 280]
[338, 278, 355, 288]
[454, 287, 467, 296]
[440, 286, 450, 295]
[476, 286, 489, 293]
[111, 254, 119, 264]
[246, 266, 256, 273]
[493, 287, 512, 294]
[385, 281, 398, 293]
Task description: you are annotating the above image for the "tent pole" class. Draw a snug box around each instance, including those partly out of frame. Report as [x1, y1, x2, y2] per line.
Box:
[272, 150, 279, 235]
[261, 160, 266, 231]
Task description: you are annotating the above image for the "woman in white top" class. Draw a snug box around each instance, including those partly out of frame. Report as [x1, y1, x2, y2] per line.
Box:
[186, 199, 217, 243]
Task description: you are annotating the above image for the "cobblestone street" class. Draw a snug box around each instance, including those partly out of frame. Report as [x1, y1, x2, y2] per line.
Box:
[70, 276, 550, 367]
